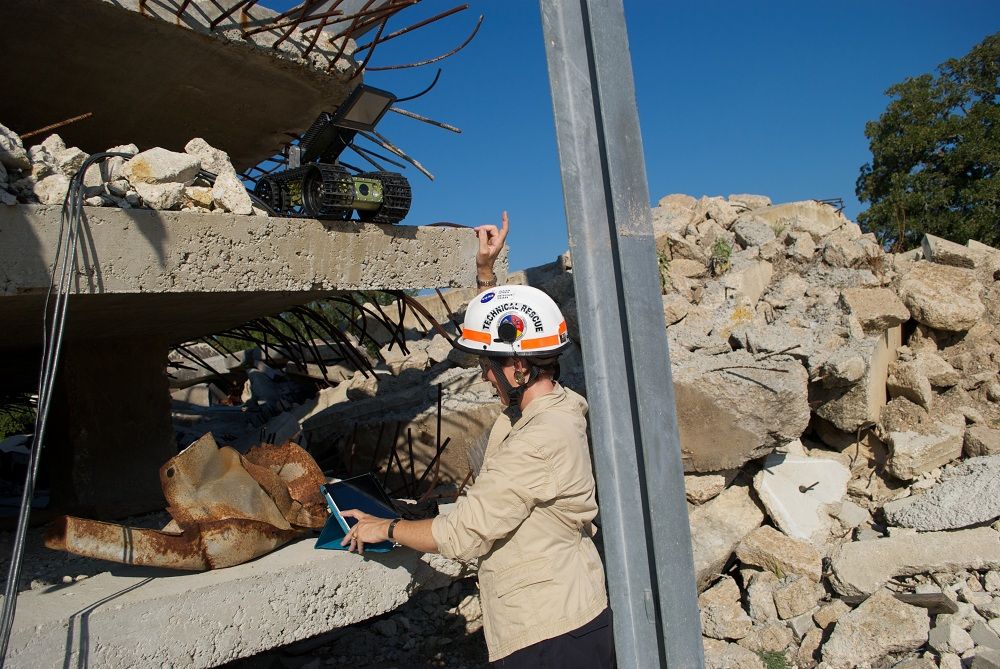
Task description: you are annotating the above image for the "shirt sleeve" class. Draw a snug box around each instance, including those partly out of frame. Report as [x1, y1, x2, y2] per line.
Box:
[431, 433, 555, 561]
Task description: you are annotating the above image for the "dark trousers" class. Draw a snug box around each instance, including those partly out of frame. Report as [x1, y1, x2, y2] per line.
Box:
[491, 608, 615, 669]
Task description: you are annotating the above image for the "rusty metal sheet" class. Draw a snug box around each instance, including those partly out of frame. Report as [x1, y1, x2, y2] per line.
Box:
[243, 441, 328, 529]
[161, 433, 293, 531]
[44, 432, 329, 570]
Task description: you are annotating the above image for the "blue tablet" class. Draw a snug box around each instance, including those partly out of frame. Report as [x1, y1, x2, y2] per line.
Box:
[315, 473, 400, 553]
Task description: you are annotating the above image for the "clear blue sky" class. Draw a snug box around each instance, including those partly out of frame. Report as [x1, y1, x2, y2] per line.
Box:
[262, 1, 1000, 272]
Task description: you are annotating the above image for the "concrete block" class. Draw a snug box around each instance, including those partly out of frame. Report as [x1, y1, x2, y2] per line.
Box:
[822, 590, 929, 669]
[736, 525, 822, 582]
[673, 349, 810, 472]
[6, 539, 463, 668]
[923, 233, 982, 269]
[899, 261, 985, 332]
[690, 483, 765, 590]
[828, 527, 1000, 597]
[815, 325, 901, 433]
[752, 451, 850, 543]
[0, 205, 479, 352]
[841, 287, 910, 334]
[886, 422, 964, 481]
[884, 455, 1000, 531]
[750, 200, 845, 243]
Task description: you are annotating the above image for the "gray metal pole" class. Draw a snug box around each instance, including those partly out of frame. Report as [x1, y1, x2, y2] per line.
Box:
[538, 2, 705, 667]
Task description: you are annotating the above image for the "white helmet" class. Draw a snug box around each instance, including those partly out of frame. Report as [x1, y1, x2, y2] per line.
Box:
[455, 285, 570, 358]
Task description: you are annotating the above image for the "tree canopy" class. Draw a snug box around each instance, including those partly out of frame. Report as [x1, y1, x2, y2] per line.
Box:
[856, 32, 1000, 250]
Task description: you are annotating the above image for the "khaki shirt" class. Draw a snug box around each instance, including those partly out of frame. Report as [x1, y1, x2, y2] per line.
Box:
[431, 384, 608, 661]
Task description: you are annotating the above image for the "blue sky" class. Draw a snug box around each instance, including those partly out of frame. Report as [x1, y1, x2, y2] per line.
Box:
[263, 1, 1000, 272]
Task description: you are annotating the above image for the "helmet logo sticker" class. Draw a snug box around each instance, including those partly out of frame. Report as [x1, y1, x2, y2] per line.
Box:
[480, 292, 495, 303]
[497, 314, 525, 342]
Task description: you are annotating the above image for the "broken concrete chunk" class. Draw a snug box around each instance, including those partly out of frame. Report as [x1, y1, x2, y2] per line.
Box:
[745, 570, 779, 622]
[813, 599, 851, 629]
[966, 426, 1000, 458]
[183, 186, 214, 209]
[184, 137, 236, 176]
[702, 638, 765, 669]
[928, 620, 975, 654]
[684, 471, 732, 505]
[0, 122, 30, 170]
[923, 233, 982, 269]
[720, 259, 773, 307]
[31, 173, 70, 205]
[735, 525, 822, 582]
[690, 483, 765, 590]
[662, 292, 691, 326]
[884, 455, 1000, 531]
[728, 194, 772, 210]
[772, 575, 823, 620]
[692, 196, 739, 229]
[674, 349, 809, 472]
[735, 621, 793, 654]
[752, 451, 849, 543]
[732, 215, 775, 248]
[54, 146, 88, 178]
[750, 200, 843, 242]
[917, 351, 959, 388]
[899, 261, 985, 332]
[886, 422, 963, 481]
[795, 627, 823, 668]
[123, 147, 201, 186]
[212, 170, 253, 215]
[818, 346, 867, 387]
[784, 229, 816, 261]
[887, 359, 934, 409]
[821, 590, 929, 669]
[134, 182, 185, 211]
[815, 326, 900, 433]
[699, 576, 753, 640]
[828, 527, 1000, 597]
[841, 287, 910, 334]
[973, 650, 1000, 669]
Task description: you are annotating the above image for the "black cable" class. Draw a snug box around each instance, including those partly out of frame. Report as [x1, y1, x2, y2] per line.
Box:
[0, 152, 133, 664]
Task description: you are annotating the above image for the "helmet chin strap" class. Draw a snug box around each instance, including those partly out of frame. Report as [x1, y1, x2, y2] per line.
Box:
[487, 357, 539, 408]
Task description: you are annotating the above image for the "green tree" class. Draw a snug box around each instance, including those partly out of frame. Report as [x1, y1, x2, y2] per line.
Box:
[856, 32, 1000, 250]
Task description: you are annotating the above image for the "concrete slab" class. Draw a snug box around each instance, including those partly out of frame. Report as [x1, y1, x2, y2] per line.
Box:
[0, 204, 479, 351]
[5, 538, 463, 668]
[2, 0, 358, 170]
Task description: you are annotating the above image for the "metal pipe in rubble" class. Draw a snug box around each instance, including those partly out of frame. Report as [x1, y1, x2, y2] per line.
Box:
[538, 2, 705, 667]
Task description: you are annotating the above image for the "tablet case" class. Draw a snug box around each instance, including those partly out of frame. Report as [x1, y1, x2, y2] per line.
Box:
[315, 473, 400, 552]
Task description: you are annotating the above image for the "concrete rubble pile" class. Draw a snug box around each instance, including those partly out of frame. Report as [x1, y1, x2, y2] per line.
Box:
[365, 194, 997, 669]
[0, 120, 263, 216]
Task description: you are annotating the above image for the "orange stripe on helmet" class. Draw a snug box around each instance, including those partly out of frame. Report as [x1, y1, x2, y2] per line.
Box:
[521, 334, 562, 350]
[462, 328, 492, 344]
[558, 320, 567, 334]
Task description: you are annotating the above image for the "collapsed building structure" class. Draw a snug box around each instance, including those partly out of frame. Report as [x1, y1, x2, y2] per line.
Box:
[0, 1, 492, 666]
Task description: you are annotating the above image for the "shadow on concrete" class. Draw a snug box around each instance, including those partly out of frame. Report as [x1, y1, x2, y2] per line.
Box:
[61, 577, 153, 669]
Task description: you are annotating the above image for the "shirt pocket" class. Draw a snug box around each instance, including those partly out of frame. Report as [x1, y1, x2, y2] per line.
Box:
[494, 556, 554, 598]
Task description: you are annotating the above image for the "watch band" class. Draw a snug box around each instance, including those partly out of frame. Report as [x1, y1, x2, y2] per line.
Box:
[477, 272, 498, 289]
[387, 518, 401, 541]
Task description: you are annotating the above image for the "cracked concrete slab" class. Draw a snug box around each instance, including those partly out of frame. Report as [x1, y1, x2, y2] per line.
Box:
[5, 539, 463, 668]
[0, 204, 479, 351]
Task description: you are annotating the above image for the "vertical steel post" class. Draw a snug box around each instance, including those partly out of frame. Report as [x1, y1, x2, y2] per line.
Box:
[539, 2, 705, 667]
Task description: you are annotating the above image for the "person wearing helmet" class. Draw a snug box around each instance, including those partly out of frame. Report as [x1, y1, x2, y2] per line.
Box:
[340, 214, 612, 668]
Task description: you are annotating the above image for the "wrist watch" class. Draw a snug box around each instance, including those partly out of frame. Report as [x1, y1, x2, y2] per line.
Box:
[477, 272, 497, 289]
[387, 518, 401, 541]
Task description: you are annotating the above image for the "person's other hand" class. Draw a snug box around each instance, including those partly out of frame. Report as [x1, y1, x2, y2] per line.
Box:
[340, 509, 392, 554]
[474, 211, 510, 280]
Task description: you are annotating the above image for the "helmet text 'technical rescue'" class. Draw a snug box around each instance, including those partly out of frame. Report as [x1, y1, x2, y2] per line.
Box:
[481, 302, 544, 332]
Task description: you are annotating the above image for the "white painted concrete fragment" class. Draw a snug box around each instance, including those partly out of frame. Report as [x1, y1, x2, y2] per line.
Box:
[753, 450, 850, 543]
